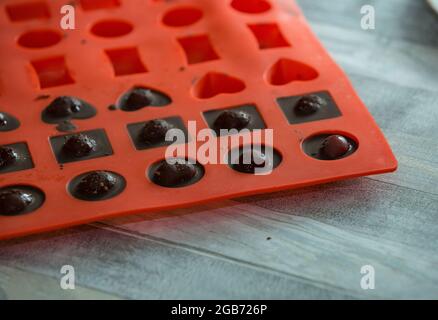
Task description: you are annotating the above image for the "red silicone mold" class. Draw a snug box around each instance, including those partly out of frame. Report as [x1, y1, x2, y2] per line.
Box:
[0, 0, 397, 240]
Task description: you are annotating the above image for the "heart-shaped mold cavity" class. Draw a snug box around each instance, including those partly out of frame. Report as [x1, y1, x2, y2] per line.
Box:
[267, 58, 318, 86]
[193, 72, 246, 99]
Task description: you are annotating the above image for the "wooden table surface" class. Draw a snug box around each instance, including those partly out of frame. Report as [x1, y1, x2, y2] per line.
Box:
[1, 0, 438, 300]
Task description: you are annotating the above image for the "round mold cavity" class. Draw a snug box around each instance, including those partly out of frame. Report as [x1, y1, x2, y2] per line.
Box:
[90, 19, 133, 38]
[148, 158, 205, 188]
[0, 185, 45, 216]
[227, 144, 282, 175]
[302, 133, 359, 161]
[0, 112, 20, 132]
[231, 0, 271, 14]
[68, 170, 126, 201]
[18, 29, 62, 48]
[162, 7, 203, 27]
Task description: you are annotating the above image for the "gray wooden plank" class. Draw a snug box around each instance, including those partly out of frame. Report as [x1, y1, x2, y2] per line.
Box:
[94, 192, 438, 299]
[0, 226, 355, 299]
[0, 265, 122, 300]
[308, 22, 438, 93]
[296, 0, 438, 47]
[347, 74, 438, 194]
[238, 178, 438, 253]
[1, 0, 437, 300]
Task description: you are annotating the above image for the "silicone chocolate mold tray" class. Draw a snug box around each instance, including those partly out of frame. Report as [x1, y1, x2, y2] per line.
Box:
[0, 0, 397, 240]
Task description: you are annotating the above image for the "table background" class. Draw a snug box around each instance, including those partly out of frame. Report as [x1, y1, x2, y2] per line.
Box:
[1, 0, 438, 299]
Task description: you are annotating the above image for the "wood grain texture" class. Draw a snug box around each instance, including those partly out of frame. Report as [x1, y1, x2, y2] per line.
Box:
[1, 0, 438, 299]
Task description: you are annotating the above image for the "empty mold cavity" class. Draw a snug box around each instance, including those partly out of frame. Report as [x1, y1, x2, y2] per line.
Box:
[80, 0, 120, 11]
[193, 72, 245, 99]
[31, 56, 75, 89]
[231, 0, 271, 14]
[91, 20, 133, 38]
[248, 23, 290, 49]
[267, 58, 318, 86]
[162, 7, 203, 27]
[178, 35, 219, 64]
[105, 48, 148, 76]
[6, 1, 50, 22]
[18, 29, 62, 48]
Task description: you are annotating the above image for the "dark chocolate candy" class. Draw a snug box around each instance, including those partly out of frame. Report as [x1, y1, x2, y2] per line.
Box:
[294, 95, 326, 116]
[213, 110, 251, 131]
[140, 119, 174, 145]
[320, 135, 352, 159]
[56, 120, 77, 132]
[119, 87, 171, 111]
[46, 96, 81, 117]
[50, 129, 113, 164]
[123, 88, 151, 110]
[0, 186, 45, 216]
[69, 170, 126, 201]
[229, 145, 282, 174]
[153, 161, 196, 186]
[150, 159, 204, 188]
[302, 133, 357, 160]
[0, 146, 18, 168]
[42, 96, 97, 131]
[77, 171, 116, 196]
[0, 143, 34, 175]
[277, 91, 341, 125]
[0, 112, 20, 132]
[0, 114, 7, 126]
[127, 117, 188, 150]
[0, 189, 32, 216]
[203, 104, 266, 137]
[232, 149, 270, 174]
[62, 134, 97, 157]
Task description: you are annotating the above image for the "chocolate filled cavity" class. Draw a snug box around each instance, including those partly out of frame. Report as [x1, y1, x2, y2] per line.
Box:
[0, 186, 45, 216]
[0, 189, 32, 216]
[320, 135, 352, 159]
[0, 146, 18, 168]
[62, 134, 97, 157]
[232, 149, 270, 174]
[302, 133, 357, 160]
[213, 110, 251, 131]
[203, 104, 266, 137]
[277, 91, 341, 125]
[127, 117, 188, 150]
[150, 159, 204, 188]
[42, 96, 96, 131]
[140, 119, 174, 145]
[119, 87, 171, 111]
[69, 170, 126, 201]
[46, 96, 81, 117]
[50, 129, 113, 164]
[76, 171, 116, 196]
[0, 112, 20, 132]
[0, 114, 7, 126]
[229, 146, 281, 174]
[294, 95, 326, 116]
